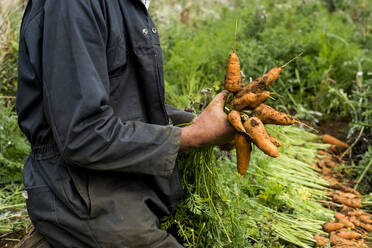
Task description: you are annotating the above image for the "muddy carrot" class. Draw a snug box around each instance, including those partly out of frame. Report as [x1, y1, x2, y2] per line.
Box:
[332, 194, 362, 208]
[224, 52, 242, 93]
[268, 135, 282, 147]
[243, 117, 279, 157]
[314, 235, 329, 247]
[336, 230, 362, 240]
[231, 91, 270, 111]
[330, 233, 358, 246]
[361, 223, 372, 232]
[347, 210, 365, 217]
[359, 215, 372, 224]
[235, 133, 252, 175]
[236, 52, 303, 97]
[251, 104, 296, 125]
[228, 110, 246, 133]
[335, 213, 355, 229]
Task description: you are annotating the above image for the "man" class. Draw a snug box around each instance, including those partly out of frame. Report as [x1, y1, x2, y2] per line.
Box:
[16, 0, 234, 247]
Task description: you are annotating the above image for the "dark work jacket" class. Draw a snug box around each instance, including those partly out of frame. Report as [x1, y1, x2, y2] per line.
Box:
[16, 0, 194, 243]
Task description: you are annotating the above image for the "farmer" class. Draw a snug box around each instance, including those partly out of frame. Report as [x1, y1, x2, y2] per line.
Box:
[16, 0, 234, 247]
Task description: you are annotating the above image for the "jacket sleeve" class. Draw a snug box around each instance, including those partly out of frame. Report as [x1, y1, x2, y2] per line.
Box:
[165, 104, 195, 126]
[40, 0, 181, 177]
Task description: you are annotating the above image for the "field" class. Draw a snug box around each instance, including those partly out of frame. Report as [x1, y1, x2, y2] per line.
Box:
[0, 0, 371, 247]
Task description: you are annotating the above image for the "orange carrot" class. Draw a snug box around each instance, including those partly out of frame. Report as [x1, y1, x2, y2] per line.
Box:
[335, 213, 355, 229]
[236, 53, 303, 97]
[323, 222, 344, 232]
[332, 195, 362, 208]
[322, 134, 349, 149]
[235, 133, 252, 175]
[359, 215, 372, 224]
[332, 190, 359, 199]
[314, 235, 329, 247]
[228, 110, 246, 133]
[252, 104, 296, 125]
[236, 67, 282, 97]
[323, 156, 340, 168]
[360, 223, 372, 232]
[347, 210, 364, 217]
[268, 135, 282, 147]
[330, 233, 358, 246]
[224, 52, 242, 93]
[329, 183, 361, 197]
[317, 150, 328, 155]
[349, 216, 362, 227]
[243, 117, 279, 158]
[336, 230, 362, 240]
[231, 91, 270, 111]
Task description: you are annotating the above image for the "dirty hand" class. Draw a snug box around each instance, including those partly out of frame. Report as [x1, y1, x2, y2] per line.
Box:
[179, 90, 235, 151]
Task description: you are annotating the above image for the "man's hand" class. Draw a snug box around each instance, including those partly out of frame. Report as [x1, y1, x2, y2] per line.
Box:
[179, 90, 235, 151]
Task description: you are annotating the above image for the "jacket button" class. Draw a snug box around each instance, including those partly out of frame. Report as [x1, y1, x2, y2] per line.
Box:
[152, 28, 157, 34]
[142, 28, 148, 35]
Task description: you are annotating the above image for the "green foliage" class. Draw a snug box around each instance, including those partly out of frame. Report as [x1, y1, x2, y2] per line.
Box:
[162, 127, 334, 247]
[0, 102, 30, 184]
[0, 183, 29, 236]
[0, 0, 26, 96]
[161, 0, 372, 123]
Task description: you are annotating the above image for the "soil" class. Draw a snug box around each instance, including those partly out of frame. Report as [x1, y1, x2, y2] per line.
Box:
[316, 119, 349, 141]
[0, 231, 24, 248]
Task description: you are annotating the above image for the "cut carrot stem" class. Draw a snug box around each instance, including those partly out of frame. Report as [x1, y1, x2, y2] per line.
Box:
[280, 52, 304, 68]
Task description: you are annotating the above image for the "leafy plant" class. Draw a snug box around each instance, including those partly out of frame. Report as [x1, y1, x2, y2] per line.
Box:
[0, 102, 30, 184]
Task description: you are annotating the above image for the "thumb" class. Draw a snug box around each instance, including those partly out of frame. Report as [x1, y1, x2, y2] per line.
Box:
[209, 90, 229, 107]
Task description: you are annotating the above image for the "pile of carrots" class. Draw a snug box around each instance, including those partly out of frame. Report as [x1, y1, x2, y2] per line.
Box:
[224, 50, 300, 176]
[313, 135, 372, 248]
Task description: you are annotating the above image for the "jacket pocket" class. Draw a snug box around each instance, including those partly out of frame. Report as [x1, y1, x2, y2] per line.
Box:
[26, 185, 58, 227]
[31, 155, 91, 219]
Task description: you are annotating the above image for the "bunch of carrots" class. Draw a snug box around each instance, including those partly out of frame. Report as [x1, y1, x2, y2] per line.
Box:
[223, 48, 302, 176]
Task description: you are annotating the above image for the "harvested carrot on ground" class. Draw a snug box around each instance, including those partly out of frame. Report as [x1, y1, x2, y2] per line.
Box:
[336, 230, 362, 240]
[330, 233, 358, 246]
[323, 222, 344, 232]
[332, 190, 359, 199]
[231, 91, 270, 111]
[235, 133, 252, 175]
[359, 215, 372, 224]
[251, 104, 296, 125]
[322, 134, 350, 150]
[360, 223, 372, 232]
[329, 182, 361, 196]
[347, 210, 364, 217]
[335, 213, 355, 229]
[228, 110, 246, 133]
[349, 216, 362, 227]
[243, 117, 279, 157]
[314, 235, 329, 247]
[332, 194, 362, 208]
[323, 156, 339, 168]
